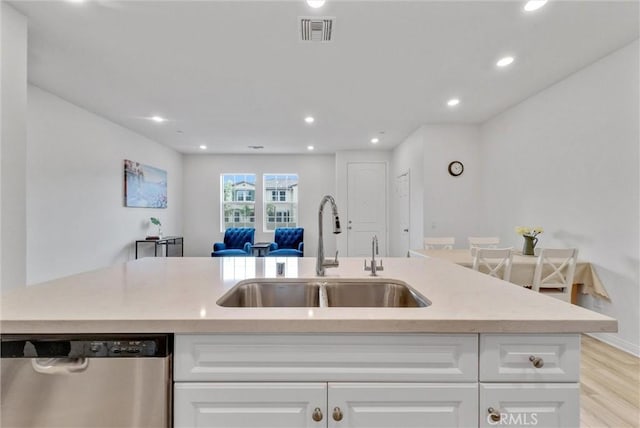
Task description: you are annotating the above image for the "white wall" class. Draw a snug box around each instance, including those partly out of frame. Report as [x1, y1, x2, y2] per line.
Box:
[390, 127, 424, 256]
[390, 125, 481, 255]
[26, 86, 183, 285]
[422, 125, 482, 248]
[0, 3, 27, 292]
[480, 40, 640, 355]
[182, 154, 335, 258]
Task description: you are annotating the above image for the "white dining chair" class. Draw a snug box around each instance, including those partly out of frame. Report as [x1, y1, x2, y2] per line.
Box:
[472, 248, 514, 281]
[468, 236, 500, 250]
[532, 248, 578, 303]
[424, 237, 455, 250]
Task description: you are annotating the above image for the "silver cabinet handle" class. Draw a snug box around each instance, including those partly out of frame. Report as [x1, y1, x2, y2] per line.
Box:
[529, 355, 544, 368]
[332, 407, 343, 421]
[312, 407, 323, 422]
[488, 407, 501, 422]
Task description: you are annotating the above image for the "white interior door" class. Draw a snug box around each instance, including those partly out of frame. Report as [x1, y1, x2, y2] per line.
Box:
[347, 162, 387, 257]
[396, 171, 410, 257]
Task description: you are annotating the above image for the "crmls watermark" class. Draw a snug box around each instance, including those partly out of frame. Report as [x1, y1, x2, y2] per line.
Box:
[487, 411, 539, 426]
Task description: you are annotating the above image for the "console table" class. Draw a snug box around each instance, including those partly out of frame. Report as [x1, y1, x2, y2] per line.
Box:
[135, 236, 184, 259]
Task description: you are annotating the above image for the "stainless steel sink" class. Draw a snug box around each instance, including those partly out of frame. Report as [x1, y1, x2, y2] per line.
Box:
[324, 279, 430, 308]
[217, 278, 430, 308]
[217, 280, 320, 307]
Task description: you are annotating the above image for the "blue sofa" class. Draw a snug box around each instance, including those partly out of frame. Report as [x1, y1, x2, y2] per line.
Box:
[268, 227, 304, 257]
[211, 228, 255, 257]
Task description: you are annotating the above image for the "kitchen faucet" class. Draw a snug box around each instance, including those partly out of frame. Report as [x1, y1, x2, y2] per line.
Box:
[316, 195, 341, 276]
[364, 235, 384, 276]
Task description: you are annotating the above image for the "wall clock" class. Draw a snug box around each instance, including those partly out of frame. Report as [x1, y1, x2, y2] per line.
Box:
[448, 161, 464, 177]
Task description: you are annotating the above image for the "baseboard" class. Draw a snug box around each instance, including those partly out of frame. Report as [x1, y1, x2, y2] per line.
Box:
[586, 332, 640, 357]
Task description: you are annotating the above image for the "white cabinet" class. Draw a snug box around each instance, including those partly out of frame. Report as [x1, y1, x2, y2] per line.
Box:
[174, 333, 581, 427]
[479, 383, 580, 428]
[174, 382, 327, 428]
[327, 383, 478, 428]
[480, 334, 580, 382]
[174, 382, 478, 428]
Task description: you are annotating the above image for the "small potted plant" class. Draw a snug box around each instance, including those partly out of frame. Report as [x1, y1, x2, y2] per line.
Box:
[515, 226, 543, 255]
[150, 217, 162, 239]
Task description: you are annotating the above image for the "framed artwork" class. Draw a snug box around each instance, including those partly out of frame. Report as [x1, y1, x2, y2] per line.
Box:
[124, 160, 167, 208]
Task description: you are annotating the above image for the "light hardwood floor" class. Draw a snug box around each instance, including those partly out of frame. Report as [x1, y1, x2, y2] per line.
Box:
[580, 335, 640, 427]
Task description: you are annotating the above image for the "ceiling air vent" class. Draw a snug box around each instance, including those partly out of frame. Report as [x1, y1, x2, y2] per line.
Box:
[299, 17, 334, 42]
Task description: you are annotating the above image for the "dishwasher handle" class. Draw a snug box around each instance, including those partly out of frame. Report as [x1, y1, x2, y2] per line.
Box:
[31, 357, 89, 374]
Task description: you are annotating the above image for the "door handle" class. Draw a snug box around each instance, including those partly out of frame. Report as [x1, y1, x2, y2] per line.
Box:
[403, 229, 409, 232]
[31, 358, 89, 374]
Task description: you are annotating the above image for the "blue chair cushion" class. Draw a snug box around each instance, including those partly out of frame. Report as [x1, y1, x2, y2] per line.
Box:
[268, 248, 303, 257]
[267, 228, 304, 257]
[212, 228, 254, 257]
[211, 248, 251, 257]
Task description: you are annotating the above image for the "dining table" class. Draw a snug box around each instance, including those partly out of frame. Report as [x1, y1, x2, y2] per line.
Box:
[408, 248, 610, 302]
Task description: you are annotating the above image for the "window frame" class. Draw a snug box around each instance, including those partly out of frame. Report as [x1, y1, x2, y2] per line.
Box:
[263, 173, 298, 232]
[220, 173, 257, 232]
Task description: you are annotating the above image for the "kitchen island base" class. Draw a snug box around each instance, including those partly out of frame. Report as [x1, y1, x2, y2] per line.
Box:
[174, 333, 580, 427]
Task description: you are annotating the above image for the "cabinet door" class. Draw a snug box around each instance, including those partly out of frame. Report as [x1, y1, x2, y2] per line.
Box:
[327, 383, 478, 428]
[174, 382, 327, 428]
[480, 383, 579, 428]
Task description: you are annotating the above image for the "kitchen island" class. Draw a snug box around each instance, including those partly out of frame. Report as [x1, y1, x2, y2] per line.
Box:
[1, 257, 617, 427]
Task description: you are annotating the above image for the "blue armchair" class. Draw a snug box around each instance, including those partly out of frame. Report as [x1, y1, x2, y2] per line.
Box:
[211, 228, 255, 257]
[268, 227, 304, 257]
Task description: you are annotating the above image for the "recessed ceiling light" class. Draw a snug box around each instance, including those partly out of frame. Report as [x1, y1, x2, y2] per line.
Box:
[371, 138, 379, 144]
[307, 0, 326, 8]
[199, 145, 207, 150]
[524, 0, 548, 12]
[496, 56, 515, 67]
[447, 98, 460, 107]
[307, 145, 315, 151]
[66, 0, 85, 3]
[304, 116, 315, 124]
[149, 116, 167, 123]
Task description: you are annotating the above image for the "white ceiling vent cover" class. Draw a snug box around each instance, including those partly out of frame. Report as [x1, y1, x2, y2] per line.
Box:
[300, 17, 335, 42]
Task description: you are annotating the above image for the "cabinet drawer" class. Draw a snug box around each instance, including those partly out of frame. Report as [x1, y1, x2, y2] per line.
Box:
[175, 333, 478, 382]
[480, 383, 579, 428]
[480, 334, 579, 382]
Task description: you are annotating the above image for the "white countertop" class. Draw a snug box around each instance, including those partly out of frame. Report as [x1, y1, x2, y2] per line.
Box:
[0, 257, 616, 334]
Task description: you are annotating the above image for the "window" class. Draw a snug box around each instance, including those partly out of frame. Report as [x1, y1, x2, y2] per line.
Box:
[236, 190, 254, 201]
[264, 174, 298, 231]
[270, 190, 287, 202]
[221, 174, 256, 230]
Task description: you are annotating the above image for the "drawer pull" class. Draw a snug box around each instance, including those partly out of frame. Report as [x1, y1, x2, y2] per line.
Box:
[332, 407, 344, 421]
[488, 407, 501, 422]
[529, 355, 544, 368]
[312, 407, 323, 422]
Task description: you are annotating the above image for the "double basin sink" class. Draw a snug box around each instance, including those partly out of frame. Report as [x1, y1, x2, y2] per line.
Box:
[217, 278, 430, 308]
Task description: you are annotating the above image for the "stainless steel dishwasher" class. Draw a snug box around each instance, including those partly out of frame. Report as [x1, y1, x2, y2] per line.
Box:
[1, 334, 172, 428]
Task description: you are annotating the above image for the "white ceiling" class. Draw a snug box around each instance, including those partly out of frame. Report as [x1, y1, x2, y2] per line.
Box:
[11, 0, 639, 154]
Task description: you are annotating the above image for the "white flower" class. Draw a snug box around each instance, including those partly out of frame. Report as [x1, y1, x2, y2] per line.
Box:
[515, 225, 543, 237]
